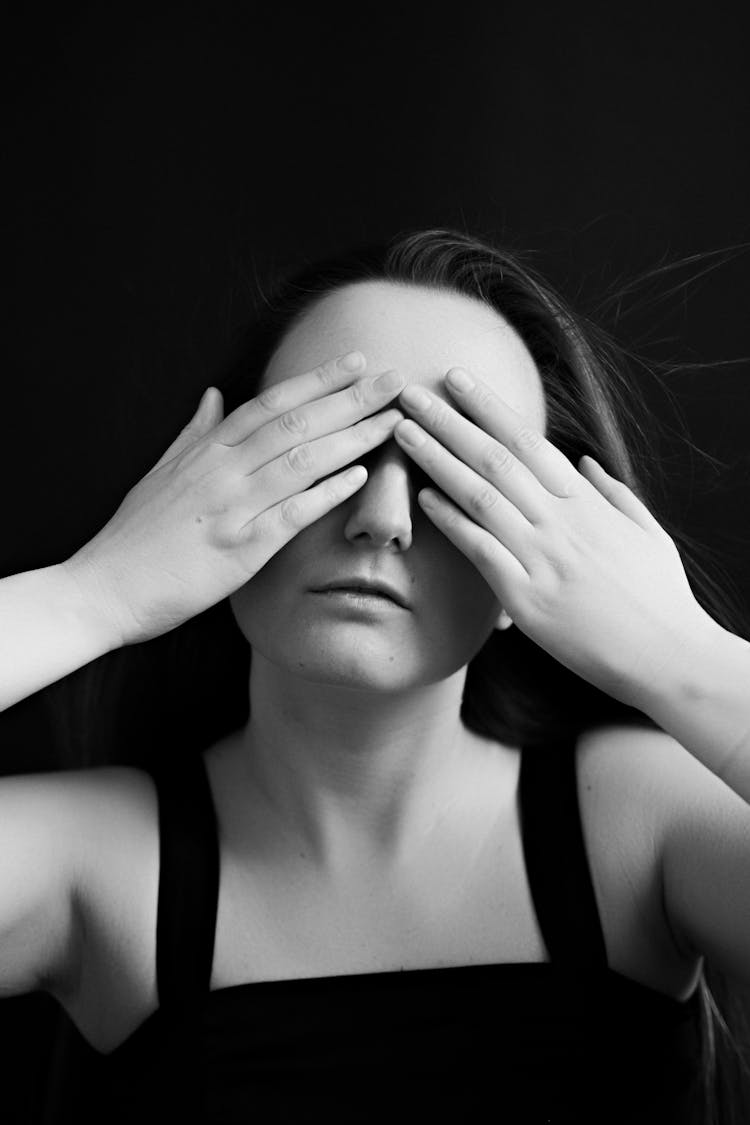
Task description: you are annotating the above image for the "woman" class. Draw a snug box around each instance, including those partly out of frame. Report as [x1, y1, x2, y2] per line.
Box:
[2, 229, 749, 1123]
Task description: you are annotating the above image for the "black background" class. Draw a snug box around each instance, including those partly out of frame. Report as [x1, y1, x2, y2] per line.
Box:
[2, 4, 749, 1119]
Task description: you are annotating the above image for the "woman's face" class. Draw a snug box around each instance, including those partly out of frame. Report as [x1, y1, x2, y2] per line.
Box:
[229, 281, 546, 692]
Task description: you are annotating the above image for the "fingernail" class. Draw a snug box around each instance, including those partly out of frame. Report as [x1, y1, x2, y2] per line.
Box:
[447, 368, 474, 393]
[343, 465, 367, 486]
[395, 420, 426, 447]
[419, 488, 439, 509]
[376, 408, 404, 426]
[373, 370, 403, 394]
[400, 384, 431, 412]
[341, 351, 365, 372]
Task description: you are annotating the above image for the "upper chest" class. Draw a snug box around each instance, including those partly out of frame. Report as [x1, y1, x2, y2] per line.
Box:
[60, 736, 700, 1054]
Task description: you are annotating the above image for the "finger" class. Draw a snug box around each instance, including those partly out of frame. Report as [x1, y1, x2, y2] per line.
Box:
[235, 368, 405, 476]
[243, 408, 403, 516]
[148, 387, 224, 475]
[579, 456, 670, 537]
[397, 382, 550, 523]
[418, 487, 529, 599]
[441, 368, 581, 499]
[214, 351, 367, 447]
[235, 464, 369, 556]
[393, 419, 533, 565]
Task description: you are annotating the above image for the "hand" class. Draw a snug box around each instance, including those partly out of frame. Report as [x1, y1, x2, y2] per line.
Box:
[65, 353, 404, 646]
[393, 367, 713, 708]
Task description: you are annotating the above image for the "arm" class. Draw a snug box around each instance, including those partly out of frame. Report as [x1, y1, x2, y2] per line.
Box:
[635, 617, 750, 804]
[582, 725, 750, 986]
[390, 369, 750, 803]
[389, 370, 750, 978]
[662, 750, 750, 983]
[0, 562, 121, 713]
[1, 355, 403, 715]
[0, 772, 85, 998]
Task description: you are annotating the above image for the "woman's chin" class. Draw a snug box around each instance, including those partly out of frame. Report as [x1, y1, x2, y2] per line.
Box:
[282, 650, 419, 694]
[264, 642, 467, 696]
[242, 615, 477, 692]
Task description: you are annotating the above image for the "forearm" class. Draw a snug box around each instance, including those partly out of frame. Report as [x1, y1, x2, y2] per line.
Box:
[0, 562, 121, 712]
[638, 617, 750, 803]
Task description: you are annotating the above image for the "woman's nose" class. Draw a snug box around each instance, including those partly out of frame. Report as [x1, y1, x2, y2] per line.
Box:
[343, 443, 414, 551]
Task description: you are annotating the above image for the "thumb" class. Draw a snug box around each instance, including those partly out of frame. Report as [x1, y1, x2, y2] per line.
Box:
[193, 389, 222, 432]
[148, 386, 225, 474]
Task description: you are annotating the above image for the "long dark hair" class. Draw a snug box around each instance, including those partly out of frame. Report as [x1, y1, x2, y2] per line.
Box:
[44, 228, 750, 1121]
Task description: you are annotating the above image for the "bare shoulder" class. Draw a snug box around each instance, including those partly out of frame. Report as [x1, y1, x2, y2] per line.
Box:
[575, 720, 750, 986]
[0, 764, 159, 1008]
[578, 720, 689, 785]
[18, 764, 159, 872]
[50, 763, 160, 922]
[575, 720, 727, 819]
[573, 720, 722, 879]
[0, 763, 158, 894]
[64, 764, 158, 840]
[572, 722, 709, 996]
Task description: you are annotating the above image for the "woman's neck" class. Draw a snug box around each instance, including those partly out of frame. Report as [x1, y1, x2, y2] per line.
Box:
[228, 652, 500, 871]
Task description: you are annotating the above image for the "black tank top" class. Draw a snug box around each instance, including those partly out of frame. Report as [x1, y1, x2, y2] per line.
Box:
[44, 734, 705, 1124]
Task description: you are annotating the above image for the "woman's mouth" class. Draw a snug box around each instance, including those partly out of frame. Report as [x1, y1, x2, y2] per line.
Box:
[310, 585, 408, 611]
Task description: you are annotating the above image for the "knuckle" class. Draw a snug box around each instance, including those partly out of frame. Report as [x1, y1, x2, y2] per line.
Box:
[474, 386, 497, 412]
[213, 515, 241, 549]
[349, 379, 368, 408]
[316, 360, 340, 389]
[471, 537, 496, 569]
[510, 425, 543, 453]
[538, 537, 575, 584]
[255, 384, 284, 414]
[429, 403, 451, 433]
[285, 443, 314, 476]
[279, 496, 304, 529]
[279, 408, 307, 436]
[481, 442, 514, 478]
[469, 486, 499, 515]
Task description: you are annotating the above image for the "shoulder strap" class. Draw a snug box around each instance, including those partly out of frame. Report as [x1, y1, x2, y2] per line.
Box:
[152, 751, 220, 1013]
[518, 734, 608, 970]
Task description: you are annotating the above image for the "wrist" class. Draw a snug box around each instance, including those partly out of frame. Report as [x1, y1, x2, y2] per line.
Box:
[629, 608, 728, 719]
[57, 553, 130, 653]
[632, 611, 750, 789]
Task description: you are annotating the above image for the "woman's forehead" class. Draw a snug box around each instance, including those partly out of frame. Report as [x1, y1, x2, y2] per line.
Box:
[263, 281, 547, 430]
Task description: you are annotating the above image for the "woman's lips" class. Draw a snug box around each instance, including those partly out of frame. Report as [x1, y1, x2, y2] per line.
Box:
[310, 579, 410, 608]
[310, 587, 407, 611]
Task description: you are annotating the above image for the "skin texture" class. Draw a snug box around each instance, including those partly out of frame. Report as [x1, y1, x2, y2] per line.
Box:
[22, 280, 749, 1051]
[5, 282, 750, 1052]
[229, 281, 545, 692]
[389, 334, 714, 711]
[224, 282, 547, 865]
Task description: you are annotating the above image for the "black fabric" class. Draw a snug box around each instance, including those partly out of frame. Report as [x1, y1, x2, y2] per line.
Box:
[154, 752, 220, 1013]
[519, 734, 609, 969]
[149, 753, 220, 1121]
[46, 735, 705, 1123]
